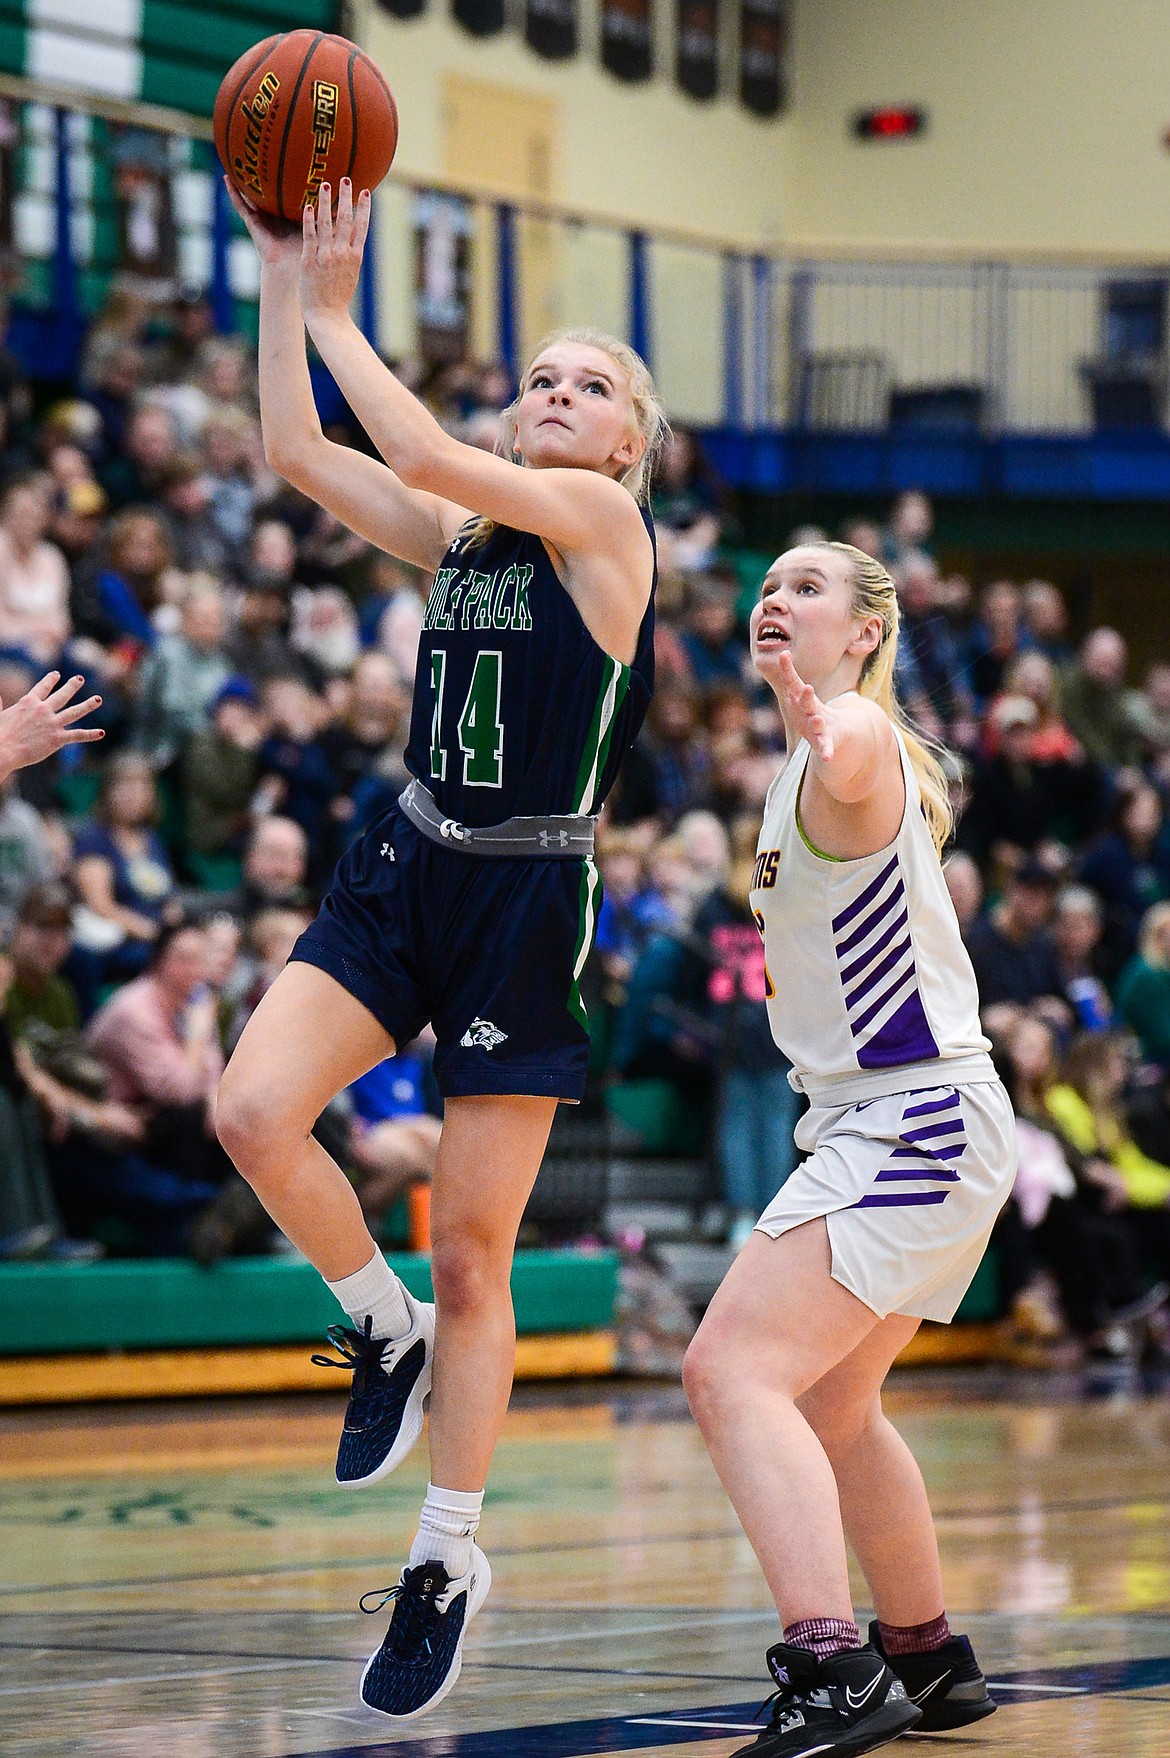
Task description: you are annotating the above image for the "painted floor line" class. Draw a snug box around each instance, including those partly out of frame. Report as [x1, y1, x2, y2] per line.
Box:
[0, 1657, 320, 1698]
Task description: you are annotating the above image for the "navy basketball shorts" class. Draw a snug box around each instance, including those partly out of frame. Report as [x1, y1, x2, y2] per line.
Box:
[290, 803, 598, 1101]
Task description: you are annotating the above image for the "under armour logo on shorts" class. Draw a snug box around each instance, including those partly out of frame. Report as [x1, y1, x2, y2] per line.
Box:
[380, 843, 395, 860]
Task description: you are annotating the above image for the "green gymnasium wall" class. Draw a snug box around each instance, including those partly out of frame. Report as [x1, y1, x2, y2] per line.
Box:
[0, 0, 337, 118]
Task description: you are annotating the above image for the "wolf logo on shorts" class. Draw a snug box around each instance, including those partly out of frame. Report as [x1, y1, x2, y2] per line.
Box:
[460, 1018, 508, 1051]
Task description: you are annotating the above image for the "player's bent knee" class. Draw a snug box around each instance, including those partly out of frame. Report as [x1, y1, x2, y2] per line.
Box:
[215, 1078, 295, 1184]
[800, 1390, 877, 1460]
[429, 1234, 506, 1319]
[682, 1321, 739, 1423]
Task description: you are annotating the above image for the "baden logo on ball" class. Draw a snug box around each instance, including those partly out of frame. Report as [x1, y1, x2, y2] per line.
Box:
[214, 30, 398, 221]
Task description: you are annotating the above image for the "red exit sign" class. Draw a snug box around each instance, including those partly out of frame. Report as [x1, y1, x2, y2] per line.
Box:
[854, 107, 927, 140]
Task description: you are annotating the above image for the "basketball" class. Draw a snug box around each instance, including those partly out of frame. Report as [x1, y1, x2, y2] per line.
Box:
[213, 30, 398, 222]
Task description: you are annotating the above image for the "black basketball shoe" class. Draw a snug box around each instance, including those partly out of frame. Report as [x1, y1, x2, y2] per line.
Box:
[359, 1545, 491, 1719]
[868, 1621, 997, 1730]
[731, 1642, 921, 1758]
[311, 1291, 435, 1486]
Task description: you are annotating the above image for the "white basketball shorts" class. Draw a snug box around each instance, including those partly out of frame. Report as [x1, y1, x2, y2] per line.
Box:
[755, 1076, 1016, 1323]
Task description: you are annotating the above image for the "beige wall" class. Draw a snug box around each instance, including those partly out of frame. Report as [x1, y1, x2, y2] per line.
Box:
[354, 0, 789, 243]
[786, 0, 1170, 260]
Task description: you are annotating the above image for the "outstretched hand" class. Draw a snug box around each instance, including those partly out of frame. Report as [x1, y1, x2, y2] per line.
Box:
[300, 178, 371, 323]
[773, 650, 836, 762]
[223, 178, 302, 267]
[0, 671, 103, 781]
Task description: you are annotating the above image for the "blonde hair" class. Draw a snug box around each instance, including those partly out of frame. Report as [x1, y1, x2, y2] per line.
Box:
[817, 541, 954, 856]
[1139, 900, 1170, 967]
[462, 328, 668, 550]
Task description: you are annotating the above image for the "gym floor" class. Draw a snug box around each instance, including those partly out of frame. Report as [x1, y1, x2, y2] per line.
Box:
[2, 1370, 1168, 1756]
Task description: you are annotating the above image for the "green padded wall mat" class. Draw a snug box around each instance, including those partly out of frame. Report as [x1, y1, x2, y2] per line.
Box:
[951, 1245, 1001, 1323]
[0, 1250, 618, 1355]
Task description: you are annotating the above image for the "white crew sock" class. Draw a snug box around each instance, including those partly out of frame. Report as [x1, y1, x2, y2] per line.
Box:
[325, 1248, 412, 1340]
[408, 1483, 484, 1580]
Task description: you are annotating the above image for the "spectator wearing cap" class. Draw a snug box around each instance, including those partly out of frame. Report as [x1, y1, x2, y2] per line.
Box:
[965, 858, 1064, 1010]
[985, 651, 1083, 765]
[49, 476, 108, 578]
[182, 676, 266, 867]
[4, 884, 79, 1041]
[1060, 628, 1146, 772]
[133, 585, 230, 767]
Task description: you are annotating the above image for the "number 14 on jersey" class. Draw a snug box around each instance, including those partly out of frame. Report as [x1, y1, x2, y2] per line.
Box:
[429, 649, 505, 788]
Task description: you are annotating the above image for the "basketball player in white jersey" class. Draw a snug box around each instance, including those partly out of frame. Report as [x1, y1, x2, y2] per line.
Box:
[683, 543, 1014, 1758]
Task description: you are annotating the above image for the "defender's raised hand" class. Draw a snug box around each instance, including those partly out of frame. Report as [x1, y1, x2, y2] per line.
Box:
[301, 178, 371, 322]
[0, 671, 103, 782]
[773, 649, 837, 763]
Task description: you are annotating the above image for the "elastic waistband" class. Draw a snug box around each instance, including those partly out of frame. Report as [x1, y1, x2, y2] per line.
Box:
[398, 778, 596, 860]
[788, 1052, 999, 1110]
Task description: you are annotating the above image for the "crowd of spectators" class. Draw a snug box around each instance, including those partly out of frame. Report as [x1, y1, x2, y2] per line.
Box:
[1, 287, 1170, 1367]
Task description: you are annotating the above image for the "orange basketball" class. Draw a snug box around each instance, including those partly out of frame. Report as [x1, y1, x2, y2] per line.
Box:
[214, 30, 398, 223]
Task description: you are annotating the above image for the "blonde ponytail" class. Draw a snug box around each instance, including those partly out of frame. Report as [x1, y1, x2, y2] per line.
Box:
[821, 541, 955, 856]
[462, 327, 668, 551]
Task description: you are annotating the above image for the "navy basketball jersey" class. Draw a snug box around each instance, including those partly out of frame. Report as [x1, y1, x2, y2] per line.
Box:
[406, 511, 656, 826]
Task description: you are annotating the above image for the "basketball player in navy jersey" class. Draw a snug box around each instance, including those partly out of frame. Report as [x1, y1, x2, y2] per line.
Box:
[220, 179, 665, 1719]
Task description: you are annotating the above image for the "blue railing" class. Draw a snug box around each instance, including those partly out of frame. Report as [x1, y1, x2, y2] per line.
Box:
[9, 85, 1170, 501]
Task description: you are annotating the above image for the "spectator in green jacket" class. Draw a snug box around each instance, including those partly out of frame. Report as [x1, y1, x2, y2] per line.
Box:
[1117, 901, 1170, 1069]
[1060, 627, 1145, 771]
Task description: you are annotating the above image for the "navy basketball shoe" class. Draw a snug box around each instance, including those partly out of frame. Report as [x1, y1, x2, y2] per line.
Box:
[731, 1643, 921, 1758]
[359, 1545, 491, 1719]
[311, 1290, 435, 1486]
[868, 1621, 997, 1730]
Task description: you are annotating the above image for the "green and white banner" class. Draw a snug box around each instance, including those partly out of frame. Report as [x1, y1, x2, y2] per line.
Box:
[0, 0, 339, 119]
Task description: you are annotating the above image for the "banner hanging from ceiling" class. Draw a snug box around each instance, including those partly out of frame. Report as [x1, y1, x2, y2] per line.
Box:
[739, 0, 788, 116]
[601, 0, 653, 82]
[676, 0, 719, 99]
[526, 0, 578, 59]
[452, 0, 506, 35]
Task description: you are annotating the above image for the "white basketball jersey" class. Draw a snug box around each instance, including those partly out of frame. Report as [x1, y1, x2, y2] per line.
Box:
[750, 731, 991, 1095]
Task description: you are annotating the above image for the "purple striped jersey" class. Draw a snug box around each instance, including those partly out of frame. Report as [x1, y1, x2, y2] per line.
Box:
[750, 730, 990, 1087]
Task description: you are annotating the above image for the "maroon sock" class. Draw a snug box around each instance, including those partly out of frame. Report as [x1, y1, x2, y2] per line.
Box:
[877, 1612, 952, 1655]
[783, 1617, 861, 1662]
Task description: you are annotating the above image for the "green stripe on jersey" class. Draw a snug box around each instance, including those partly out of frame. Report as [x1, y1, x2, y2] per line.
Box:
[572, 656, 630, 816]
[567, 856, 601, 1033]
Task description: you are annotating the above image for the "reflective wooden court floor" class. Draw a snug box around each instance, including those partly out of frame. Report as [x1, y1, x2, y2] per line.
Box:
[2, 1369, 1169, 1757]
